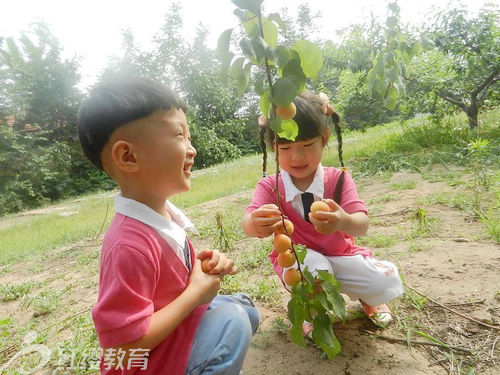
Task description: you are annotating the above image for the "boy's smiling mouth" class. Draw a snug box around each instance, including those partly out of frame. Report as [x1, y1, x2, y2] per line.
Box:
[183, 162, 194, 176]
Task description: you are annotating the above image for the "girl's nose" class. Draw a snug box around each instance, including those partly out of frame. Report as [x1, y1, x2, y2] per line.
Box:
[290, 147, 304, 161]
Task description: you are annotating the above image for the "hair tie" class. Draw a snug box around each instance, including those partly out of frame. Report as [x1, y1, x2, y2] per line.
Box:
[257, 114, 269, 128]
[319, 92, 335, 116]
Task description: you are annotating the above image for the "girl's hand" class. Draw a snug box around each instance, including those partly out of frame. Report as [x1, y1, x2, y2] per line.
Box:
[197, 250, 238, 275]
[249, 204, 281, 238]
[309, 199, 347, 235]
[187, 259, 221, 305]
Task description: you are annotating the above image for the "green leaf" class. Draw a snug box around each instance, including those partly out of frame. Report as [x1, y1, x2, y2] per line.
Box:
[294, 244, 307, 264]
[242, 18, 260, 38]
[240, 37, 256, 60]
[0, 317, 12, 326]
[302, 266, 315, 286]
[268, 13, 287, 34]
[291, 40, 323, 79]
[275, 45, 290, 67]
[317, 270, 345, 321]
[270, 117, 282, 133]
[217, 28, 233, 60]
[231, 0, 263, 14]
[288, 297, 306, 347]
[277, 119, 299, 141]
[259, 90, 271, 117]
[262, 18, 278, 47]
[230, 57, 251, 96]
[312, 314, 341, 359]
[270, 77, 299, 107]
[282, 59, 306, 92]
[251, 36, 267, 64]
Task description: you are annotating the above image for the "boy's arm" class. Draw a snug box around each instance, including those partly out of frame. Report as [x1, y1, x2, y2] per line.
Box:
[106, 259, 219, 354]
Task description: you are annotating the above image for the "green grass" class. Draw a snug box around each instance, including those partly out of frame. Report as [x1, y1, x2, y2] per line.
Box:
[0, 192, 114, 265]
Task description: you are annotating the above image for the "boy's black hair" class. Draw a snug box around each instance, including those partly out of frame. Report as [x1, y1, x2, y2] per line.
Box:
[78, 77, 187, 170]
[260, 90, 344, 176]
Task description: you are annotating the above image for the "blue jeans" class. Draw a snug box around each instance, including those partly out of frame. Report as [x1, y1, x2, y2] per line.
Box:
[185, 293, 259, 375]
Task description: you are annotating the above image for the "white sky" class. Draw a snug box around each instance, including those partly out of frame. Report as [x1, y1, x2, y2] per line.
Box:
[0, 0, 490, 90]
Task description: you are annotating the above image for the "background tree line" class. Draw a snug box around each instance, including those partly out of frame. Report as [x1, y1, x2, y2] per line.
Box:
[0, 2, 498, 215]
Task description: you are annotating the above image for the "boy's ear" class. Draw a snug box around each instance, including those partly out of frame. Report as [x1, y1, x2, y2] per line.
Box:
[110, 140, 139, 173]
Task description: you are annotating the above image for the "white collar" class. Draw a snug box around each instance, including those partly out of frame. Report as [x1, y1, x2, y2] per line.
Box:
[281, 164, 324, 202]
[114, 194, 198, 251]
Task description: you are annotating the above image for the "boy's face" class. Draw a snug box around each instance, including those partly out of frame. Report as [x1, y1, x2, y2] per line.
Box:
[135, 109, 196, 198]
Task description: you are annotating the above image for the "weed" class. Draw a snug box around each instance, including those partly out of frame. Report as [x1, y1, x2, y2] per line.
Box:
[214, 211, 232, 252]
[390, 181, 416, 190]
[356, 234, 397, 248]
[478, 208, 500, 243]
[0, 282, 36, 302]
[22, 288, 68, 317]
[272, 316, 290, 334]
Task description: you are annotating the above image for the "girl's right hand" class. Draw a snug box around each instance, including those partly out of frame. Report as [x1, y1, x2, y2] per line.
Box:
[187, 259, 221, 305]
[249, 204, 281, 238]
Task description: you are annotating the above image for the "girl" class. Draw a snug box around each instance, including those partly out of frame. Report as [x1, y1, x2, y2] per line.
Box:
[242, 91, 403, 332]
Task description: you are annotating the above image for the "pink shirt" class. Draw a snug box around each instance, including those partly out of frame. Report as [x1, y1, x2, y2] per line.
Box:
[92, 213, 207, 375]
[246, 167, 372, 279]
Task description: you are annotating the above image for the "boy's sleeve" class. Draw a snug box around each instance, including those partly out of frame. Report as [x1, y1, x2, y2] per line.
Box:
[245, 177, 276, 214]
[92, 245, 157, 347]
[339, 171, 368, 215]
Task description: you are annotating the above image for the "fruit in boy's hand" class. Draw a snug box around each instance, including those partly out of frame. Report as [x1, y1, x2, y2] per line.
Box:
[274, 219, 294, 235]
[275, 102, 297, 120]
[277, 250, 296, 268]
[311, 201, 330, 214]
[274, 233, 291, 253]
[201, 259, 211, 273]
[284, 268, 301, 286]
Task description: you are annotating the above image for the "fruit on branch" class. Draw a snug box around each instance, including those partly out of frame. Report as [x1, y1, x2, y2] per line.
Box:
[275, 102, 297, 120]
[284, 268, 301, 286]
[311, 201, 330, 213]
[274, 233, 291, 253]
[274, 219, 294, 235]
[277, 249, 296, 267]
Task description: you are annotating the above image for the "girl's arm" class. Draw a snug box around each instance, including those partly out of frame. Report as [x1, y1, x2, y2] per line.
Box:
[242, 204, 281, 238]
[310, 199, 369, 237]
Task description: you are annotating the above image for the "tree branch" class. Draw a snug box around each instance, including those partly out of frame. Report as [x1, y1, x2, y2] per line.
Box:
[476, 70, 500, 104]
[472, 67, 499, 99]
[438, 91, 467, 111]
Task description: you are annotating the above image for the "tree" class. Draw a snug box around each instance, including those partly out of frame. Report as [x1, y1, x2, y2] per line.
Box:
[0, 23, 82, 140]
[406, 5, 499, 129]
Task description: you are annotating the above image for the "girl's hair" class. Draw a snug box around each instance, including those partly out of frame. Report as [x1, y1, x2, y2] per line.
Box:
[78, 77, 187, 170]
[259, 90, 344, 176]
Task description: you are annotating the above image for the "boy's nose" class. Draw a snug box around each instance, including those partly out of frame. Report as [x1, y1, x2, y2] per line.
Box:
[188, 143, 197, 158]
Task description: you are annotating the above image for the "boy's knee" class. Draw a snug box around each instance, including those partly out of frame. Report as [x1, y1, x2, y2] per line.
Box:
[221, 303, 253, 341]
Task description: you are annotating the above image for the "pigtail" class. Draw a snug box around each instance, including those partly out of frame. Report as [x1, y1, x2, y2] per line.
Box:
[331, 110, 345, 204]
[259, 126, 267, 177]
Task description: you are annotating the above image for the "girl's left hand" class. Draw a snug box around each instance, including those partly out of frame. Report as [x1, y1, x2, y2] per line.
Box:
[197, 249, 238, 275]
[308, 199, 347, 235]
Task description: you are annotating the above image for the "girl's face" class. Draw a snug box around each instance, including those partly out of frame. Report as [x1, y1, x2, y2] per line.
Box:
[277, 134, 327, 190]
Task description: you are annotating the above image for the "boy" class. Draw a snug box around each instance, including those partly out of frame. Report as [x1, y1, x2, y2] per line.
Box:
[78, 78, 259, 375]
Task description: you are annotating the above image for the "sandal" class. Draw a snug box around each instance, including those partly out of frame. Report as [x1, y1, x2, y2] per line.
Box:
[360, 301, 393, 328]
[302, 321, 314, 339]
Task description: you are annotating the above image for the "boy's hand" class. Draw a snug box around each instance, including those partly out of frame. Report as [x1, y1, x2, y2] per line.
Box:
[249, 204, 281, 238]
[197, 250, 238, 275]
[188, 259, 221, 305]
[309, 199, 347, 235]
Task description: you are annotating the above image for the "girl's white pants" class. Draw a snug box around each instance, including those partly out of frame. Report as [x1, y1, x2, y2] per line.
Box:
[283, 249, 403, 306]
